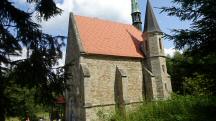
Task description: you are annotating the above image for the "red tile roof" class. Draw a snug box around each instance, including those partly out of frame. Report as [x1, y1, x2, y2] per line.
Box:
[55, 96, 65, 104]
[75, 15, 144, 58]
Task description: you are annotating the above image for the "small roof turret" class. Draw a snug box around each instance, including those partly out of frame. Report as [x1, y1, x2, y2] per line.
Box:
[143, 0, 162, 33]
[131, 0, 142, 30]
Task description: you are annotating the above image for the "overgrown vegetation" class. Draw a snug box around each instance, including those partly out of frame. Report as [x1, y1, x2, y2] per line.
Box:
[4, 80, 50, 121]
[0, 0, 66, 121]
[166, 52, 216, 95]
[162, 0, 216, 95]
[98, 95, 216, 121]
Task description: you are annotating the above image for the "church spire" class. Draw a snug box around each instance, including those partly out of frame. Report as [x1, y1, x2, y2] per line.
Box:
[131, 0, 142, 30]
[143, 0, 162, 33]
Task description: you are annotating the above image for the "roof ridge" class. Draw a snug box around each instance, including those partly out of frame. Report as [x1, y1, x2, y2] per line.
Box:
[74, 14, 133, 27]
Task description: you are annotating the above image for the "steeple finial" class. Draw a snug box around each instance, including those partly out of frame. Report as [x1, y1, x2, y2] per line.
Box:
[131, 0, 142, 30]
[131, 0, 140, 13]
[143, 0, 162, 33]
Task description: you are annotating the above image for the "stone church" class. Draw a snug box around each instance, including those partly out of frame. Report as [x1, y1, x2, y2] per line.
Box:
[65, 0, 172, 120]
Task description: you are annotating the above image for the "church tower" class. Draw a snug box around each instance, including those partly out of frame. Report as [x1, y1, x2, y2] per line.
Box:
[143, 0, 172, 100]
[131, 0, 142, 30]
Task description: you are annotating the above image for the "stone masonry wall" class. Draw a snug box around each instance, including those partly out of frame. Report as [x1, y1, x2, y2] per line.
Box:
[80, 55, 144, 121]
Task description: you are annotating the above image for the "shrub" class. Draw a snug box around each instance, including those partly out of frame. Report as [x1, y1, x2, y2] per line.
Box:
[99, 95, 216, 121]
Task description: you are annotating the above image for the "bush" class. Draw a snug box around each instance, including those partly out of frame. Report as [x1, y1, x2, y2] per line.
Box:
[185, 73, 215, 95]
[100, 95, 216, 121]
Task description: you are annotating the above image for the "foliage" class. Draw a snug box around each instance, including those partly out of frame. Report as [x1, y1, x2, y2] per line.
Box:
[4, 79, 49, 120]
[166, 52, 188, 94]
[101, 95, 216, 121]
[96, 109, 126, 121]
[161, 0, 216, 56]
[166, 52, 216, 95]
[185, 73, 215, 96]
[0, 0, 66, 120]
[162, 0, 216, 95]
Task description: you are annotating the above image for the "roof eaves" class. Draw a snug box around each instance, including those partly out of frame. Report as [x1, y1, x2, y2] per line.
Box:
[81, 52, 144, 59]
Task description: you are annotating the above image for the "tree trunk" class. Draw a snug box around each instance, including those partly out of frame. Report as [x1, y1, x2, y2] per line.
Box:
[0, 109, 6, 121]
[0, 70, 6, 121]
[0, 88, 6, 121]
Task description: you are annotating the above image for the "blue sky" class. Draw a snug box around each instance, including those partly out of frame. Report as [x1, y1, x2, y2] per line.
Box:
[14, 0, 191, 56]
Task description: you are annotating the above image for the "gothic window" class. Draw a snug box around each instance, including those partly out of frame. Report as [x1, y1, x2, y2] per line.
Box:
[135, 13, 140, 22]
[145, 40, 148, 51]
[137, 14, 141, 21]
[69, 98, 75, 121]
[159, 38, 162, 50]
[135, 16, 139, 21]
[162, 65, 165, 73]
[164, 83, 168, 91]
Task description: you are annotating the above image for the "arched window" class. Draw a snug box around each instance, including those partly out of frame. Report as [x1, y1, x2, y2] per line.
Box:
[145, 40, 148, 51]
[159, 38, 162, 50]
[162, 65, 165, 73]
[164, 83, 168, 91]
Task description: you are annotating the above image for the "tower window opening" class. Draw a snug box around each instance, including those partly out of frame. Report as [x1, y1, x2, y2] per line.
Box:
[134, 13, 141, 22]
[162, 65, 165, 73]
[165, 83, 168, 91]
[145, 40, 148, 51]
[159, 38, 162, 50]
[135, 16, 139, 21]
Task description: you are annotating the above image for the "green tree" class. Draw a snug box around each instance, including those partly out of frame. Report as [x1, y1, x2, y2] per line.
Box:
[162, 0, 216, 95]
[167, 52, 191, 94]
[185, 73, 215, 95]
[161, 0, 216, 56]
[0, 0, 66, 120]
[167, 51, 216, 95]
[5, 79, 44, 121]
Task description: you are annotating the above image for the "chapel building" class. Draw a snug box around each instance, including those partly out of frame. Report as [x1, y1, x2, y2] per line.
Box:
[65, 0, 172, 121]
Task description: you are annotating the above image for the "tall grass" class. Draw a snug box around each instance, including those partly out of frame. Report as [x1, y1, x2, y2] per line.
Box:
[100, 95, 216, 121]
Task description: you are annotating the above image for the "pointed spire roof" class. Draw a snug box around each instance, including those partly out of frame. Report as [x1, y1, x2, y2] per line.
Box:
[143, 0, 162, 33]
[131, 0, 141, 13]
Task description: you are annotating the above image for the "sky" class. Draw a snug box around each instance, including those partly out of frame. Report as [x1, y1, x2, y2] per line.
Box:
[13, 0, 191, 63]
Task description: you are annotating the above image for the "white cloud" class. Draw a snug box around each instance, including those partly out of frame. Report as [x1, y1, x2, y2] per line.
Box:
[9, 48, 28, 61]
[40, 0, 132, 35]
[72, 0, 131, 23]
[164, 48, 182, 57]
[8, 48, 65, 67]
[17, 0, 25, 4]
[58, 50, 66, 66]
